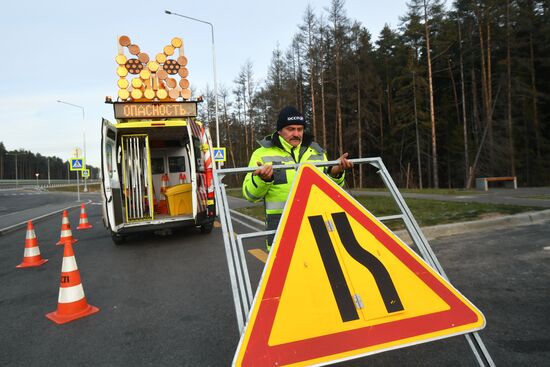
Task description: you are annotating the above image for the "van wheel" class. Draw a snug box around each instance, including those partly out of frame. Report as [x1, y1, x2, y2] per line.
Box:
[111, 233, 125, 245]
[200, 222, 213, 234]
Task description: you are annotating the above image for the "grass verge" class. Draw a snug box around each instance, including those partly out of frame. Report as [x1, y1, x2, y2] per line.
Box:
[47, 183, 101, 193]
[233, 195, 542, 230]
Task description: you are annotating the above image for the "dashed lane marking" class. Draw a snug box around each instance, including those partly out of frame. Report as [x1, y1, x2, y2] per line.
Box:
[222, 218, 266, 262]
[0, 192, 42, 196]
[248, 248, 268, 263]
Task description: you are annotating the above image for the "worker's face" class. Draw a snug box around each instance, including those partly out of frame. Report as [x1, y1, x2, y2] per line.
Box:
[279, 125, 304, 147]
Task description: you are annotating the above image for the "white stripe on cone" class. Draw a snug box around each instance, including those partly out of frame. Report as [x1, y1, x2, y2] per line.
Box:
[62, 217, 69, 224]
[58, 284, 85, 303]
[24, 247, 40, 257]
[60, 230, 73, 237]
[61, 256, 78, 272]
[26, 230, 36, 239]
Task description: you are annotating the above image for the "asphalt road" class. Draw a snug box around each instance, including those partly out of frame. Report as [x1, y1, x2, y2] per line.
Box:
[0, 188, 95, 234]
[0, 201, 240, 366]
[0, 192, 549, 366]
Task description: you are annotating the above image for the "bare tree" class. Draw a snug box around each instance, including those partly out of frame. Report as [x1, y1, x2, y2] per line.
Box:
[458, 20, 470, 187]
[473, 2, 495, 174]
[328, 0, 347, 156]
[319, 16, 328, 149]
[219, 85, 237, 169]
[506, 0, 515, 177]
[422, 0, 439, 188]
[300, 5, 319, 139]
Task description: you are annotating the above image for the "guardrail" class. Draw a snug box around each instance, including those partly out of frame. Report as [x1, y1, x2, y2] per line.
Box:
[0, 179, 100, 190]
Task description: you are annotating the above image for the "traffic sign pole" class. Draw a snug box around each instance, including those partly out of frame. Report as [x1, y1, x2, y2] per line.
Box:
[76, 169, 80, 202]
[70, 158, 84, 202]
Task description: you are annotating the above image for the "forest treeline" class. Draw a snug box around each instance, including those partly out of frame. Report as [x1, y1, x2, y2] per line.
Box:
[198, 0, 549, 188]
[0, 142, 99, 180]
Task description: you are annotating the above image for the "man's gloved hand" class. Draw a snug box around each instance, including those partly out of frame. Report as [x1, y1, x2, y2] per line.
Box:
[330, 153, 353, 177]
[253, 161, 274, 181]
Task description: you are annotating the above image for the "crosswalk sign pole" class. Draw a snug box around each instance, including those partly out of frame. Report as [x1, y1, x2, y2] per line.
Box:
[76, 168, 80, 202]
[70, 157, 84, 202]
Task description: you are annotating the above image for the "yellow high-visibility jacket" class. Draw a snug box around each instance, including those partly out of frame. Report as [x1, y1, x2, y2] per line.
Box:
[242, 132, 345, 247]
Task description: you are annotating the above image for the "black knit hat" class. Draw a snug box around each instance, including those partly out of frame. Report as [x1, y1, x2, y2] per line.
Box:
[276, 106, 305, 131]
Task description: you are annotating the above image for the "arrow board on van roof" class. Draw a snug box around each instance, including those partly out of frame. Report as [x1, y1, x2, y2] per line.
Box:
[232, 164, 485, 367]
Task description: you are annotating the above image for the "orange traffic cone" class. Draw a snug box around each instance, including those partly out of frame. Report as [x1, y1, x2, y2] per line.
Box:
[160, 173, 169, 193]
[16, 221, 48, 268]
[56, 210, 78, 246]
[158, 174, 169, 214]
[77, 203, 93, 230]
[46, 242, 99, 324]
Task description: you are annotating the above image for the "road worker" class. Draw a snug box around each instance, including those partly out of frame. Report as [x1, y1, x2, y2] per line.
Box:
[242, 105, 353, 250]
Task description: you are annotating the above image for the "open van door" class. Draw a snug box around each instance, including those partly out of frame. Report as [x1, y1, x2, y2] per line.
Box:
[101, 118, 123, 235]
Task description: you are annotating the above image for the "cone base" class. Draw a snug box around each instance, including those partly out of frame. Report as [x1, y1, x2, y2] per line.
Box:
[56, 238, 78, 246]
[77, 223, 93, 230]
[46, 304, 99, 325]
[16, 258, 48, 268]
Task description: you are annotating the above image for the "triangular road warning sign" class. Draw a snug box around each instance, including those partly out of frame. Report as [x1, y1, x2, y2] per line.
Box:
[233, 164, 485, 367]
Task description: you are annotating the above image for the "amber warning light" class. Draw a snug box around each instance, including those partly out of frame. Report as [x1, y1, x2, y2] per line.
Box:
[113, 102, 197, 119]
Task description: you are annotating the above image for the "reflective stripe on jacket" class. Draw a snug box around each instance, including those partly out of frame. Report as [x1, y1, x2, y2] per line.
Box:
[242, 132, 345, 221]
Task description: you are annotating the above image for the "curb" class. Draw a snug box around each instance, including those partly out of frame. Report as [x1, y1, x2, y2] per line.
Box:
[394, 209, 550, 242]
[0, 200, 92, 237]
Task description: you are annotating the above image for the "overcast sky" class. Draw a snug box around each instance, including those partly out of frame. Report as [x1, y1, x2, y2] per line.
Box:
[0, 0, 409, 167]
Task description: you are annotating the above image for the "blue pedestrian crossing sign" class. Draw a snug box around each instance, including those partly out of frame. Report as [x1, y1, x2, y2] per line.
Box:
[70, 158, 85, 171]
[213, 147, 226, 162]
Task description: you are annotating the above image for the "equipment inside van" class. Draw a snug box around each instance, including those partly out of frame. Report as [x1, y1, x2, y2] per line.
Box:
[101, 100, 216, 244]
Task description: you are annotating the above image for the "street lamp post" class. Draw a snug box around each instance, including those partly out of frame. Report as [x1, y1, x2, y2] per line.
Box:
[35, 173, 39, 188]
[47, 157, 51, 185]
[165, 10, 221, 148]
[57, 100, 88, 193]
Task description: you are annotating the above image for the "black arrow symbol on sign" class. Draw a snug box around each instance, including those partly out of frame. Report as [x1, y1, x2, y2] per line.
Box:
[331, 211, 404, 314]
[309, 215, 359, 322]
[309, 212, 404, 323]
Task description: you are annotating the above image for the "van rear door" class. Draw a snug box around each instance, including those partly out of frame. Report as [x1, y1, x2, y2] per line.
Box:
[101, 118, 123, 230]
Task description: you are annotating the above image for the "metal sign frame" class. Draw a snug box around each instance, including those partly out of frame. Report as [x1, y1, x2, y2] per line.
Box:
[213, 157, 494, 367]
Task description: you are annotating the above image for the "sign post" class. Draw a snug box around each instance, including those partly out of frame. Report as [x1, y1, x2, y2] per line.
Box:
[70, 157, 85, 202]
